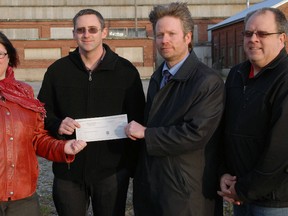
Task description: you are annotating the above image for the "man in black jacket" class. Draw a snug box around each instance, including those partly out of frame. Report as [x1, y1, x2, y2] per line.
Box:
[38, 9, 145, 216]
[125, 2, 225, 216]
[218, 7, 288, 216]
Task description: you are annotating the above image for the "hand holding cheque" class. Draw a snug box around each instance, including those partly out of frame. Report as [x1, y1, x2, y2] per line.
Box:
[75, 114, 128, 142]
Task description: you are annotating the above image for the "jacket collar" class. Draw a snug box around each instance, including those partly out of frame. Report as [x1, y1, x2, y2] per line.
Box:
[69, 43, 118, 72]
[238, 48, 288, 80]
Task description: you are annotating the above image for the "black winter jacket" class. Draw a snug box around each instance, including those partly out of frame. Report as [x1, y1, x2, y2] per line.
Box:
[38, 44, 145, 183]
[223, 48, 288, 207]
[133, 51, 225, 216]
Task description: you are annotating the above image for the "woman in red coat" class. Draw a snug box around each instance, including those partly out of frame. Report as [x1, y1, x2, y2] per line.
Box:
[0, 31, 87, 216]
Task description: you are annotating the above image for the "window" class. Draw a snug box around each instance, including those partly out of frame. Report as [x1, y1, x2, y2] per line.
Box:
[238, 45, 244, 63]
[193, 25, 198, 43]
[228, 46, 234, 67]
[207, 24, 213, 42]
[220, 47, 225, 67]
[108, 28, 146, 38]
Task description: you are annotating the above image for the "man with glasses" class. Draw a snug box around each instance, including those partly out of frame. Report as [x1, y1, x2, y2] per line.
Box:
[218, 7, 288, 216]
[38, 8, 145, 216]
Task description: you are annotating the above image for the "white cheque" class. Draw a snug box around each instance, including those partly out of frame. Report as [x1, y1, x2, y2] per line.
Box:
[75, 114, 128, 142]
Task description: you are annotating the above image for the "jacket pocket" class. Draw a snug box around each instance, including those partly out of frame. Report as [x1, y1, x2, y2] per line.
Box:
[167, 157, 192, 196]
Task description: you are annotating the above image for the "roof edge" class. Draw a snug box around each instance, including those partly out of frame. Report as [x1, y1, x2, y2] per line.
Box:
[208, 0, 288, 31]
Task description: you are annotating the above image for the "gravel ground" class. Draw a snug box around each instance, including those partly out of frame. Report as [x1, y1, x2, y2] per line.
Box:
[37, 158, 57, 216]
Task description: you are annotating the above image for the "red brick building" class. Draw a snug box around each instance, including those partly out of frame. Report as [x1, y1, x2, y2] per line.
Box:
[0, 19, 155, 80]
[0, 1, 261, 80]
[210, 0, 288, 73]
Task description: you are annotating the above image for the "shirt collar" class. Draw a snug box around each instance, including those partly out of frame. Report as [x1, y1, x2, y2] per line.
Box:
[162, 53, 189, 76]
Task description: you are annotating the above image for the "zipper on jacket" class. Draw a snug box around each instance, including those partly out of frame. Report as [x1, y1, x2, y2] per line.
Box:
[243, 85, 247, 94]
[67, 163, 70, 170]
[272, 191, 276, 200]
[88, 70, 92, 81]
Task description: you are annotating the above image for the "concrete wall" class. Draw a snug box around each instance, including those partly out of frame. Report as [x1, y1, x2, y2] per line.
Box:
[0, 6, 252, 20]
[0, 0, 262, 20]
[0, 0, 261, 5]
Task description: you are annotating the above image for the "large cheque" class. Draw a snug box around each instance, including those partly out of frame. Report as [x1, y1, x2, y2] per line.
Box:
[75, 114, 128, 142]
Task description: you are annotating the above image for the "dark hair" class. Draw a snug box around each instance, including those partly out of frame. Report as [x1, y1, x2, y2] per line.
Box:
[73, 8, 105, 29]
[244, 7, 288, 34]
[0, 31, 19, 67]
[149, 2, 194, 50]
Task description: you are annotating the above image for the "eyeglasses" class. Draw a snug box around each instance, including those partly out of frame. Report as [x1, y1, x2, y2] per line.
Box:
[75, 27, 101, 34]
[0, 52, 7, 59]
[242, 30, 283, 38]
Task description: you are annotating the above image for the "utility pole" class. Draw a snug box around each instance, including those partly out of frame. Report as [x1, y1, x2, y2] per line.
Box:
[246, 0, 250, 8]
[134, 0, 138, 37]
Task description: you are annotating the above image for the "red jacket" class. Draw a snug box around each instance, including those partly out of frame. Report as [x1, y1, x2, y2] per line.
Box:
[0, 97, 74, 201]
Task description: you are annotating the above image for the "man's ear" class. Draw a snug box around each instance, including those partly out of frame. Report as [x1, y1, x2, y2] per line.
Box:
[101, 27, 108, 39]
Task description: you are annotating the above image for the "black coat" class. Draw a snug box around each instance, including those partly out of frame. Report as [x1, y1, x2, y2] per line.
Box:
[223, 48, 288, 207]
[38, 44, 145, 183]
[133, 51, 225, 216]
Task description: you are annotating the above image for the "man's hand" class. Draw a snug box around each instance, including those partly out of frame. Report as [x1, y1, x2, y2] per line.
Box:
[218, 173, 242, 205]
[125, 120, 146, 140]
[58, 117, 81, 135]
[64, 140, 87, 155]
